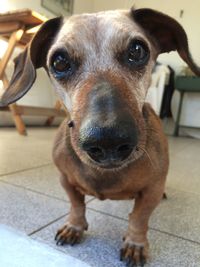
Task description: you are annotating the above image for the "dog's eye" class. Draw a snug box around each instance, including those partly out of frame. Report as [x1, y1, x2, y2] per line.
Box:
[127, 40, 149, 67]
[50, 52, 73, 78]
[53, 54, 71, 72]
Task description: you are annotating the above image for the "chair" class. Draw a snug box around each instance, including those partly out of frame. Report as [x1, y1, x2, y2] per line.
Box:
[0, 9, 66, 135]
[173, 76, 200, 136]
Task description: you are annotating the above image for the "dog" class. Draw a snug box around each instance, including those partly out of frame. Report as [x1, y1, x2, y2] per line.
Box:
[1, 7, 200, 266]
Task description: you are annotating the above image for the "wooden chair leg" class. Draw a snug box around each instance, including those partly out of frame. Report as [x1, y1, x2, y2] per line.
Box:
[2, 74, 27, 135]
[9, 103, 27, 135]
[45, 100, 62, 126]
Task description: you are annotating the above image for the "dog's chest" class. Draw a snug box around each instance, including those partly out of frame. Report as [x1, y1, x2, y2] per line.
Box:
[74, 183, 138, 200]
[73, 168, 141, 200]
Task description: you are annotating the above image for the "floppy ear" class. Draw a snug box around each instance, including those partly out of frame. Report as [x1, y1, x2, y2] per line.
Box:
[0, 16, 63, 107]
[132, 8, 200, 76]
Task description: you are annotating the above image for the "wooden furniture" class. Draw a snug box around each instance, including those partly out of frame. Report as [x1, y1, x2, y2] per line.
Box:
[174, 76, 200, 136]
[0, 9, 66, 135]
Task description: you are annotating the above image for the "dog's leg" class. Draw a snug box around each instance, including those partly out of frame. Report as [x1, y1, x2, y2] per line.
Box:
[55, 174, 88, 246]
[120, 181, 165, 266]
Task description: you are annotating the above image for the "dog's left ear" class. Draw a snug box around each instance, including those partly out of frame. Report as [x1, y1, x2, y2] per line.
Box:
[132, 8, 200, 76]
[0, 16, 63, 107]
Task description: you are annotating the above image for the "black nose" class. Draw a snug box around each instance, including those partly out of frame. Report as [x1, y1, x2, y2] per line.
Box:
[80, 125, 138, 165]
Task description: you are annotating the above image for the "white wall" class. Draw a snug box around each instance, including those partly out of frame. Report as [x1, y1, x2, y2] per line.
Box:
[134, 0, 200, 73]
[92, 0, 200, 73]
[0, 0, 53, 18]
[93, 0, 133, 11]
[0, 0, 93, 18]
[73, 0, 93, 14]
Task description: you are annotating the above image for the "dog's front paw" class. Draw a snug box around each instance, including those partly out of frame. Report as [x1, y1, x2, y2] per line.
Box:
[120, 239, 149, 267]
[55, 223, 87, 246]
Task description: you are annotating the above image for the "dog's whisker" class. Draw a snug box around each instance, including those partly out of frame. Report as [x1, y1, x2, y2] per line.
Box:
[136, 145, 155, 169]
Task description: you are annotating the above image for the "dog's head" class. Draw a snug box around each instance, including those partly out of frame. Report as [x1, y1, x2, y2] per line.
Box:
[1, 8, 199, 170]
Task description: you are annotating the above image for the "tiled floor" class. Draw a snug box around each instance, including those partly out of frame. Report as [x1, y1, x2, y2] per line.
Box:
[0, 127, 200, 266]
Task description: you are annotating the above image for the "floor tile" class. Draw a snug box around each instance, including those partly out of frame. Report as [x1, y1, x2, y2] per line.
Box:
[32, 210, 200, 267]
[88, 187, 200, 243]
[88, 198, 133, 220]
[150, 188, 200, 243]
[167, 137, 200, 195]
[168, 135, 194, 156]
[0, 181, 70, 234]
[0, 165, 94, 203]
[0, 165, 67, 201]
[167, 165, 200, 196]
[0, 128, 57, 175]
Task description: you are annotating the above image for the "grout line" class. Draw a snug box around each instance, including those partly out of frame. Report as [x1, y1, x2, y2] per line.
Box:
[27, 203, 200, 246]
[149, 226, 200, 246]
[87, 207, 200, 246]
[87, 207, 129, 222]
[0, 163, 53, 178]
[86, 197, 96, 204]
[28, 213, 69, 236]
[166, 185, 200, 198]
[28, 199, 95, 236]
[0, 179, 70, 203]
[0, 178, 96, 204]
[29, 205, 200, 247]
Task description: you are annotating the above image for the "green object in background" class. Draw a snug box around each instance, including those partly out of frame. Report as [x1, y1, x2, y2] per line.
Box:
[174, 76, 200, 136]
[175, 76, 200, 92]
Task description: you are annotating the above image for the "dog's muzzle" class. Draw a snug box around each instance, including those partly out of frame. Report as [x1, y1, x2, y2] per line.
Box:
[78, 81, 138, 167]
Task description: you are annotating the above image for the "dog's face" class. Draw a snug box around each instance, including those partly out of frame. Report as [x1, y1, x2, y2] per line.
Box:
[47, 10, 157, 112]
[47, 10, 157, 169]
[1, 8, 199, 170]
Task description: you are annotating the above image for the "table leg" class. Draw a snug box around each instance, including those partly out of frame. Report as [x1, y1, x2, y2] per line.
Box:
[174, 91, 184, 137]
[45, 100, 62, 126]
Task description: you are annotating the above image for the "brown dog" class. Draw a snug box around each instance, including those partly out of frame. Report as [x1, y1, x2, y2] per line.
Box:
[1, 7, 200, 266]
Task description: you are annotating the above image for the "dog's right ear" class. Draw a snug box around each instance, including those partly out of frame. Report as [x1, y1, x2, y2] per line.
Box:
[0, 16, 63, 107]
[132, 8, 200, 76]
